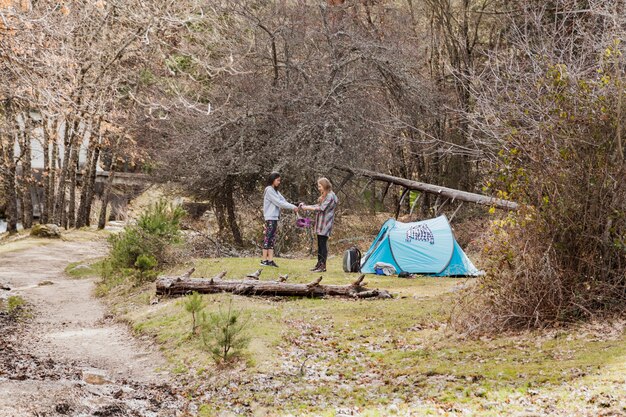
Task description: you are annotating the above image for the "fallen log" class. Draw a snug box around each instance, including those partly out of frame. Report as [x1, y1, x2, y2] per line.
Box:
[338, 166, 519, 211]
[155, 271, 392, 299]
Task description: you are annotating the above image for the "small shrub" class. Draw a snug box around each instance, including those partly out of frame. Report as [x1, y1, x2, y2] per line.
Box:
[134, 254, 158, 282]
[184, 292, 204, 335]
[101, 201, 185, 290]
[200, 300, 250, 364]
[107, 227, 147, 271]
[137, 200, 185, 239]
[7, 295, 26, 316]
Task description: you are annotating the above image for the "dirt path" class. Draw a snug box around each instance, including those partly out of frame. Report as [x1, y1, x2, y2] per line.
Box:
[0, 237, 187, 416]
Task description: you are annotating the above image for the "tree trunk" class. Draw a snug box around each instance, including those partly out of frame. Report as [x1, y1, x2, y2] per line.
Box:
[224, 178, 243, 246]
[41, 115, 50, 224]
[53, 118, 75, 226]
[67, 119, 90, 229]
[98, 167, 115, 229]
[67, 142, 79, 228]
[156, 272, 391, 299]
[15, 163, 24, 226]
[1, 138, 19, 233]
[1, 99, 17, 233]
[0, 145, 18, 233]
[214, 201, 226, 235]
[97, 134, 121, 230]
[77, 144, 100, 227]
[4, 165, 18, 233]
[83, 143, 101, 226]
[19, 112, 34, 229]
[47, 120, 59, 224]
[77, 122, 101, 228]
[339, 166, 519, 211]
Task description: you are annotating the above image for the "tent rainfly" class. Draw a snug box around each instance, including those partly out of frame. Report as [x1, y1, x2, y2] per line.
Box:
[360, 215, 481, 277]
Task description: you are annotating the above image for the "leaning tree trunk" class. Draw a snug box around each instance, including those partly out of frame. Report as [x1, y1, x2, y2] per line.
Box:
[156, 271, 391, 299]
[339, 167, 519, 211]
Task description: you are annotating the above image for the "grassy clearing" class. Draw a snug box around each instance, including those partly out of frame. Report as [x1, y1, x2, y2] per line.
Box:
[108, 256, 626, 416]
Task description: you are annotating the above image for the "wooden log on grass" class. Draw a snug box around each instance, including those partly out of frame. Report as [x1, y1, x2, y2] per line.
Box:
[156, 270, 392, 299]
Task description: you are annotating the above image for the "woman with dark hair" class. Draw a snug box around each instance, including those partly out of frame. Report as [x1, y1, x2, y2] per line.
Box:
[261, 172, 298, 267]
[300, 177, 338, 272]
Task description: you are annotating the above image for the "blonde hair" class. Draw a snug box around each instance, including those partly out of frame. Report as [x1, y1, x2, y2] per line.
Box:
[317, 177, 332, 203]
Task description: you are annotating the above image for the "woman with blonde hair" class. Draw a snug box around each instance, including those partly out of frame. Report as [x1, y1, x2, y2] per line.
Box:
[300, 177, 338, 272]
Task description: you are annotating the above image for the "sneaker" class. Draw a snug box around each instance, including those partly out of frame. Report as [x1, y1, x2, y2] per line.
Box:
[260, 260, 269, 266]
[310, 262, 321, 271]
[312, 264, 326, 273]
[267, 260, 279, 268]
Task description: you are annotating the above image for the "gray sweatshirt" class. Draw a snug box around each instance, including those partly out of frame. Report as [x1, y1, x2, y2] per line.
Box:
[263, 186, 296, 220]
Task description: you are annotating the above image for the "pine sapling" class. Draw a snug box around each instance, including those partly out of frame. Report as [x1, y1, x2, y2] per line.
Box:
[184, 291, 204, 335]
[200, 299, 250, 364]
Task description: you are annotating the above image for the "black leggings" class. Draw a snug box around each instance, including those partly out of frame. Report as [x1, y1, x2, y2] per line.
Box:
[317, 235, 329, 264]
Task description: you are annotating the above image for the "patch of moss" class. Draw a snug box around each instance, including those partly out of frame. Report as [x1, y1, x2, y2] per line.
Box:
[65, 260, 104, 279]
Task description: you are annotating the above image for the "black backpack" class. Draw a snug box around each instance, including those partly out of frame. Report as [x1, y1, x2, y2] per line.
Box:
[343, 247, 362, 273]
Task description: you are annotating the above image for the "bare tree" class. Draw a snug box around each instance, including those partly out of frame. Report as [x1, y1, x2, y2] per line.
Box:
[0, 0, 187, 229]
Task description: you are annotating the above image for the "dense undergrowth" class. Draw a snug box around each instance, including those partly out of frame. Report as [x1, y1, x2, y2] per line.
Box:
[453, 16, 626, 333]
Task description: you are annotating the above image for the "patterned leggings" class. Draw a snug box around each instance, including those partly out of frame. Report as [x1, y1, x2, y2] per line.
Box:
[263, 220, 278, 249]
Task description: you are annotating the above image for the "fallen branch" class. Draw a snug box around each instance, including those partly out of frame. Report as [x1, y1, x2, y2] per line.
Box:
[156, 272, 392, 299]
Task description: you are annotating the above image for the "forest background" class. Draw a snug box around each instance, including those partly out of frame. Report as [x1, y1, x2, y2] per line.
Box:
[1, 0, 625, 332]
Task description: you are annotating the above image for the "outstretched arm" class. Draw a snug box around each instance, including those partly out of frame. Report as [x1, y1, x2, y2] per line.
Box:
[302, 195, 332, 212]
[266, 188, 297, 210]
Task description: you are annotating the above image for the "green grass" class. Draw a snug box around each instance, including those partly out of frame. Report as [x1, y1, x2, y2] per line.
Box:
[65, 260, 104, 279]
[0, 295, 29, 319]
[110, 256, 626, 416]
[7, 295, 26, 314]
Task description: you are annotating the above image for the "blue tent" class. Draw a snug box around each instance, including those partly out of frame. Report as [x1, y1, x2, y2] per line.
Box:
[360, 215, 480, 276]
